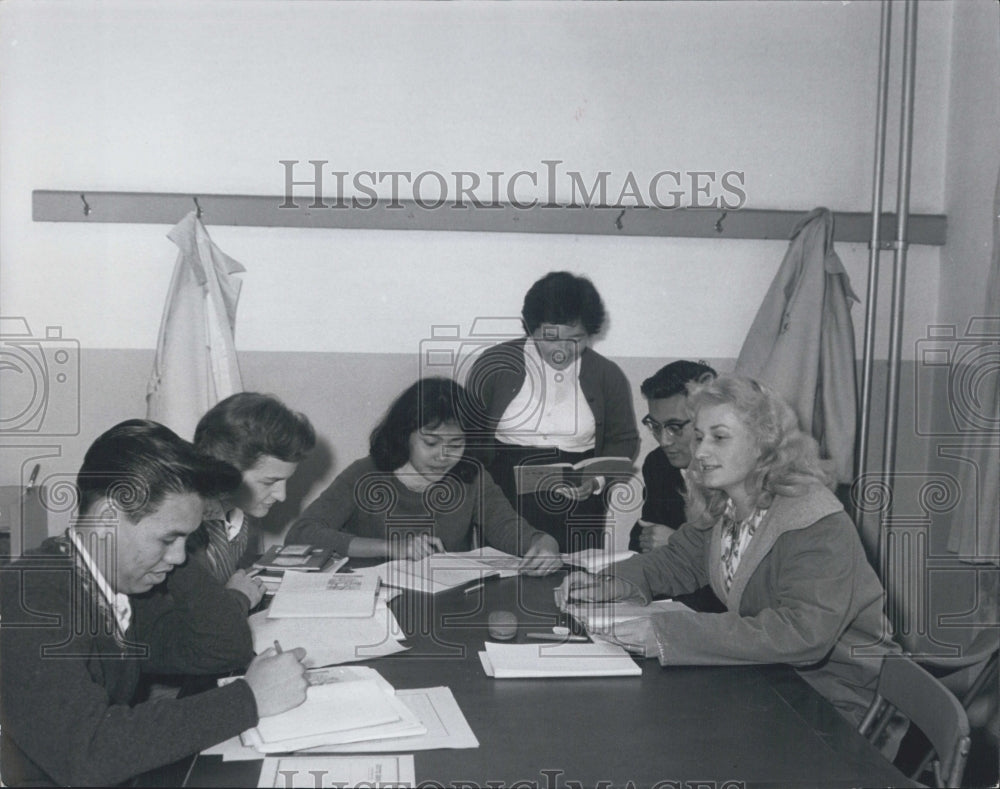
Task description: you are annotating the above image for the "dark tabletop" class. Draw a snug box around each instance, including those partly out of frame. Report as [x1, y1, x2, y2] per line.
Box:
[164, 570, 913, 789]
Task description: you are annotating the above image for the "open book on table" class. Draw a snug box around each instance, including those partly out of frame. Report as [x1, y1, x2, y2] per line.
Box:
[378, 550, 519, 594]
[514, 456, 633, 497]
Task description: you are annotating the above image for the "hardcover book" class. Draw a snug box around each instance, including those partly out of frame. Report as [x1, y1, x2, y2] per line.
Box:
[253, 544, 346, 573]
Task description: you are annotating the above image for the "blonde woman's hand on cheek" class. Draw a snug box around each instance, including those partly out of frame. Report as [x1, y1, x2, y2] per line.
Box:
[518, 534, 563, 575]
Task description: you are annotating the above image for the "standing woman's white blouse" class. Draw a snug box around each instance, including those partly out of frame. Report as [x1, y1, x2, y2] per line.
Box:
[495, 337, 596, 453]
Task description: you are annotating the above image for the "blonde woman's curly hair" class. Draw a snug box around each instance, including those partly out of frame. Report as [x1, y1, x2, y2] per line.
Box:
[683, 375, 834, 527]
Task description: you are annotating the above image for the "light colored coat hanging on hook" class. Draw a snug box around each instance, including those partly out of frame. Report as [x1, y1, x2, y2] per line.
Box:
[146, 210, 246, 439]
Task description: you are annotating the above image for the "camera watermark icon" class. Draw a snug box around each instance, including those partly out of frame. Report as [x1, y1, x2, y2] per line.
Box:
[0, 316, 80, 435]
[419, 319, 580, 440]
[849, 470, 998, 658]
[914, 317, 1000, 438]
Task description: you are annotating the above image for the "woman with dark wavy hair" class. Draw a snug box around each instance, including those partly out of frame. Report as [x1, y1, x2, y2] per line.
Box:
[286, 377, 561, 573]
[565, 376, 901, 738]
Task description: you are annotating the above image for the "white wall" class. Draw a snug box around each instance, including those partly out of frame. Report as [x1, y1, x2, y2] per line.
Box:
[0, 0, 967, 515]
[1, 0, 949, 359]
[942, 0, 1000, 325]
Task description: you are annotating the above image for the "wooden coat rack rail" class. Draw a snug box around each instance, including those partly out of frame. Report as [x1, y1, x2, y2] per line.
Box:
[32, 190, 946, 246]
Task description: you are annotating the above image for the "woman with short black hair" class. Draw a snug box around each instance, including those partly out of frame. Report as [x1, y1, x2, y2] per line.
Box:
[466, 271, 640, 553]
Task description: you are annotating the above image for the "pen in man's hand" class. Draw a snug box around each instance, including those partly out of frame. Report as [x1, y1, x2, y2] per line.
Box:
[273, 640, 283, 654]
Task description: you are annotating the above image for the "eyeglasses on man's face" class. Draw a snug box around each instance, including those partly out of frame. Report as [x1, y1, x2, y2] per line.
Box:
[641, 416, 691, 437]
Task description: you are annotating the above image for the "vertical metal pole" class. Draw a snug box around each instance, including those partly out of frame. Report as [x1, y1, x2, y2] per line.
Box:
[856, 0, 893, 543]
[880, 0, 918, 571]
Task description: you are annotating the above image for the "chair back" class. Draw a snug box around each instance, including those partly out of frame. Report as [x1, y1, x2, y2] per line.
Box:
[859, 654, 971, 788]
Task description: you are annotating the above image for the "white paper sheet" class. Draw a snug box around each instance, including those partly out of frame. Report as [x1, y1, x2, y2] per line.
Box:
[249, 602, 408, 668]
[560, 547, 636, 574]
[245, 679, 413, 754]
[257, 754, 415, 788]
[376, 550, 519, 594]
[446, 547, 523, 573]
[268, 571, 380, 619]
[304, 686, 479, 753]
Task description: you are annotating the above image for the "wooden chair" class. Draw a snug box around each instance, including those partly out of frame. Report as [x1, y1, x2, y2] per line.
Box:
[859, 654, 972, 788]
[911, 630, 999, 782]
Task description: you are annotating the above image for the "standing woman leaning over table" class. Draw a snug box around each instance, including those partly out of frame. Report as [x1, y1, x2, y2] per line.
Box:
[285, 377, 561, 574]
[465, 271, 640, 553]
[566, 375, 902, 741]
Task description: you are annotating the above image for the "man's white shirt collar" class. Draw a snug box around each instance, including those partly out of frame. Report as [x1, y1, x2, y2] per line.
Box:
[69, 528, 132, 634]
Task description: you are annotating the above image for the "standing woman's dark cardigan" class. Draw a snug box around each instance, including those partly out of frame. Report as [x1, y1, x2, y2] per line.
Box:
[466, 337, 640, 462]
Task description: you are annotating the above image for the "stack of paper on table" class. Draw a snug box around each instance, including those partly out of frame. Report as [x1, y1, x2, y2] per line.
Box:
[378, 549, 519, 594]
[252, 568, 406, 667]
[301, 685, 479, 754]
[240, 675, 426, 754]
[479, 640, 641, 678]
[250, 585, 407, 667]
[268, 570, 380, 619]
[205, 669, 478, 762]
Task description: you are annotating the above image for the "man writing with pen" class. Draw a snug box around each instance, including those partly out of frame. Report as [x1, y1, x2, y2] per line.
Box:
[131, 392, 316, 695]
[0, 420, 309, 787]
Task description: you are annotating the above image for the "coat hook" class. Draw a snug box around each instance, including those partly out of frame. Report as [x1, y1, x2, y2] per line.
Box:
[193, 196, 203, 219]
[614, 208, 626, 231]
[80, 193, 91, 216]
[715, 210, 727, 234]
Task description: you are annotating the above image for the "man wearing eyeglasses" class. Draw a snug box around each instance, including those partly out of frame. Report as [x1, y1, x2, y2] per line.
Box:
[628, 360, 716, 554]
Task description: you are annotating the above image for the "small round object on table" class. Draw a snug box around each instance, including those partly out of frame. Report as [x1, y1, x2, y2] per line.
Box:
[488, 610, 518, 640]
